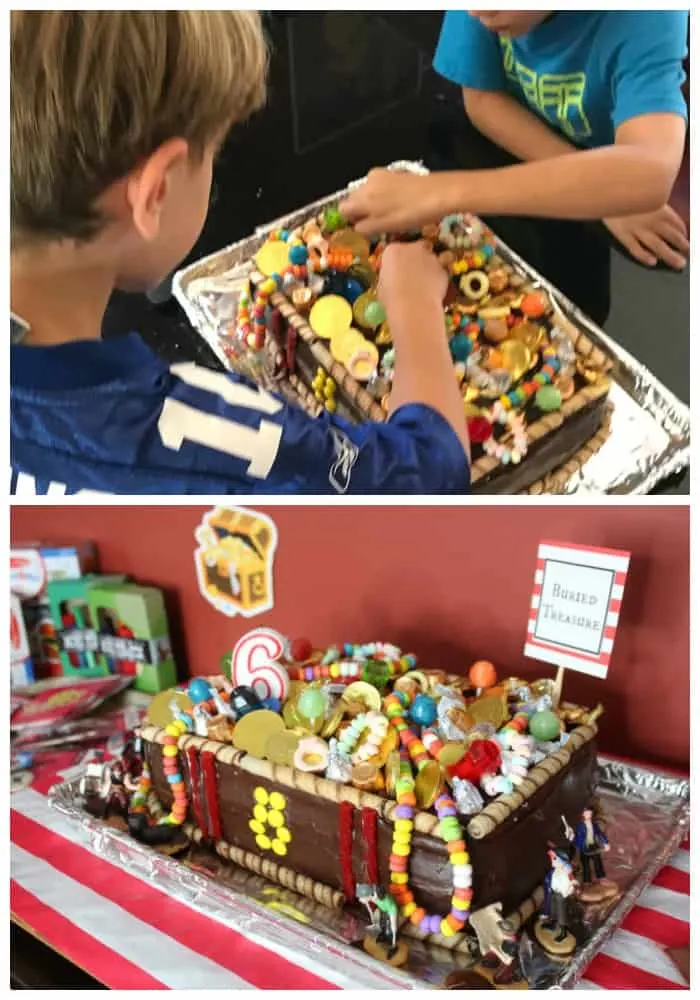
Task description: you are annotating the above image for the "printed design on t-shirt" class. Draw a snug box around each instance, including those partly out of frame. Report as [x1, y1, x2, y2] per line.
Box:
[500, 36, 592, 142]
[329, 428, 359, 494]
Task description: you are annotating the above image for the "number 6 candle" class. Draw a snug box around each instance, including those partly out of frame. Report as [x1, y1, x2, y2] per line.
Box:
[230, 628, 290, 702]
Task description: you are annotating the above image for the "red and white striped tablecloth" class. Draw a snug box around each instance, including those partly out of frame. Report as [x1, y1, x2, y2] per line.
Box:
[10, 755, 690, 990]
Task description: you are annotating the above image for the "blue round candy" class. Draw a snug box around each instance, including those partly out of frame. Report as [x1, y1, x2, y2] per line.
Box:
[409, 693, 438, 727]
[343, 278, 364, 304]
[450, 332, 472, 363]
[263, 697, 282, 714]
[188, 677, 213, 704]
[288, 244, 308, 266]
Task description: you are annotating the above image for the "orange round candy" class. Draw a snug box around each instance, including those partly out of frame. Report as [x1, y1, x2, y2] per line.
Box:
[469, 660, 497, 690]
[520, 292, 547, 318]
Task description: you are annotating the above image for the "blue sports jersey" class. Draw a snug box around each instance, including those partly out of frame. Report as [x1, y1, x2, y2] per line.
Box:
[10, 333, 470, 495]
[434, 11, 688, 149]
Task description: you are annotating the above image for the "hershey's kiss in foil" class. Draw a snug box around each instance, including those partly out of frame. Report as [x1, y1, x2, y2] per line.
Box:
[452, 778, 484, 816]
[326, 738, 353, 783]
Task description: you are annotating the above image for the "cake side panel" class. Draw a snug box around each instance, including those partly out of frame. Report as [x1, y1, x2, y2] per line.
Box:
[145, 737, 597, 918]
[467, 739, 598, 914]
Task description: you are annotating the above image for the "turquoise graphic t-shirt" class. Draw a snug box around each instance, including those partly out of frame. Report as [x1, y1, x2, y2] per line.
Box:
[434, 11, 688, 148]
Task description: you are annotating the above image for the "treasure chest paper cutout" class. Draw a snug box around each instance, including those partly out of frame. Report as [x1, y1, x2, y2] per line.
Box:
[194, 507, 278, 618]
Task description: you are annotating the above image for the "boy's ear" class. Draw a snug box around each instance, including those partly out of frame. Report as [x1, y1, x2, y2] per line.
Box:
[126, 138, 189, 242]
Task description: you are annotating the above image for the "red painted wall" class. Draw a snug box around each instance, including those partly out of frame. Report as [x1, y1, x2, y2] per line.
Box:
[11, 504, 689, 769]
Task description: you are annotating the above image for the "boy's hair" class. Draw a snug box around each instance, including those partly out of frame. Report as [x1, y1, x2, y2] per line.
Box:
[11, 11, 268, 247]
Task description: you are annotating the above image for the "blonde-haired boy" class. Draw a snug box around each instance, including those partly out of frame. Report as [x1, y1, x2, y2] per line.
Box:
[11, 12, 470, 496]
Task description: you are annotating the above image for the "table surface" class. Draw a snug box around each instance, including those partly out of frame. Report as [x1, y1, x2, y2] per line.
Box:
[10, 747, 690, 990]
[103, 13, 689, 495]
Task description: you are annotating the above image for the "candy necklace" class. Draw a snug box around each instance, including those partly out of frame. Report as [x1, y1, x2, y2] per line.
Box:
[157, 718, 189, 825]
[498, 344, 561, 411]
[384, 690, 473, 939]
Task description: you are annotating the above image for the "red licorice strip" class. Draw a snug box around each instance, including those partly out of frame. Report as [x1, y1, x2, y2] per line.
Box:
[361, 807, 379, 886]
[201, 750, 222, 841]
[339, 801, 356, 903]
[185, 746, 207, 834]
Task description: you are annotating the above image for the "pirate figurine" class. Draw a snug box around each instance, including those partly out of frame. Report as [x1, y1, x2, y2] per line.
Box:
[469, 903, 528, 989]
[102, 758, 131, 820]
[535, 847, 578, 957]
[574, 807, 618, 902]
[361, 885, 408, 967]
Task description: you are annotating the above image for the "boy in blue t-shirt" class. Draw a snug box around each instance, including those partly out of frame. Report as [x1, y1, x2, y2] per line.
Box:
[10, 12, 470, 496]
[342, 11, 688, 272]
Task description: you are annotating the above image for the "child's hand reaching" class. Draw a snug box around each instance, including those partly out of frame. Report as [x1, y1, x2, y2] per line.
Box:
[377, 240, 447, 320]
[340, 169, 446, 236]
[604, 204, 688, 270]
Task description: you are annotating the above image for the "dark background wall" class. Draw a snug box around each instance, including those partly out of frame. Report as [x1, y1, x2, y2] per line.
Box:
[11, 504, 689, 769]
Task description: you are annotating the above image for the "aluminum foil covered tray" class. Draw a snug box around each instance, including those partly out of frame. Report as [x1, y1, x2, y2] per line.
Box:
[50, 756, 689, 990]
[173, 162, 689, 496]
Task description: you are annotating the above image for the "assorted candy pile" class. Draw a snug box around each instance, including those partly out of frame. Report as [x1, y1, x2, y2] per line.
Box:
[144, 633, 602, 935]
[233, 206, 594, 464]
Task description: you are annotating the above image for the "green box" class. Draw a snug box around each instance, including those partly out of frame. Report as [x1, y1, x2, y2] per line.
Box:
[84, 582, 178, 694]
[47, 575, 126, 678]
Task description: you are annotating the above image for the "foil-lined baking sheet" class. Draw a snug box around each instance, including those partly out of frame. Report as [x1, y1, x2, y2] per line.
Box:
[173, 162, 689, 495]
[49, 756, 689, 990]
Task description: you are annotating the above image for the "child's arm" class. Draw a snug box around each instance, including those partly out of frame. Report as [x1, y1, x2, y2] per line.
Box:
[378, 242, 469, 457]
[341, 12, 687, 232]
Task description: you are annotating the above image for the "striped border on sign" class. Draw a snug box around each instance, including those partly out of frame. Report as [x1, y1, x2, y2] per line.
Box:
[524, 540, 630, 679]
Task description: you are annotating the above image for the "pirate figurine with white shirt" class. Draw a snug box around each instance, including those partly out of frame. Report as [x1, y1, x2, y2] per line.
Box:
[574, 806, 619, 902]
[535, 846, 579, 956]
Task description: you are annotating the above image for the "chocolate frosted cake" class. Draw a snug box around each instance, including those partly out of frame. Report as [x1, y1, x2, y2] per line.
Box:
[216, 205, 613, 494]
[95, 639, 605, 974]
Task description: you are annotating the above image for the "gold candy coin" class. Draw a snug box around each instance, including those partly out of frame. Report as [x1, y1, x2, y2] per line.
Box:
[255, 240, 291, 278]
[283, 699, 302, 730]
[352, 290, 378, 328]
[330, 228, 371, 259]
[147, 689, 193, 730]
[415, 760, 443, 810]
[385, 750, 401, 796]
[498, 339, 534, 382]
[265, 729, 301, 766]
[321, 701, 346, 739]
[513, 322, 546, 352]
[309, 295, 353, 340]
[438, 742, 468, 768]
[467, 693, 508, 729]
[342, 681, 382, 713]
[330, 327, 365, 367]
[375, 322, 393, 346]
[232, 710, 285, 759]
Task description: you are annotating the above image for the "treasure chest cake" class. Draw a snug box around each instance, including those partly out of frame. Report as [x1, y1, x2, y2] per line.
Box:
[221, 206, 613, 495]
[105, 639, 605, 971]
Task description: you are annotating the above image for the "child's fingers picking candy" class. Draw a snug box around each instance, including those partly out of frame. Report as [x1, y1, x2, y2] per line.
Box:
[377, 241, 448, 317]
[339, 169, 446, 237]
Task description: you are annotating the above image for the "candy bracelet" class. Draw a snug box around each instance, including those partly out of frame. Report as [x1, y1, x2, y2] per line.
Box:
[130, 718, 189, 827]
[384, 690, 473, 938]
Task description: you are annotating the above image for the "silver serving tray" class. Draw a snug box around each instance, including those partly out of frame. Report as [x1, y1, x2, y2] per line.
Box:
[49, 755, 689, 989]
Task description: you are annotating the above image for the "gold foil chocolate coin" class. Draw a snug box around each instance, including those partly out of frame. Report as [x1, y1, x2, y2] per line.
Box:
[467, 693, 507, 729]
[512, 322, 545, 352]
[352, 762, 380, 791]
[321, 701, 346, 738]
[330, 327, 365, 366]
[415, 760, 443, 809]
[265, 729, 301, 766]
[347, 343, 379, 381]
[330, 228, 371, 260]
[342, 681, 382, 713]
[352, 291, 378, 328]
[309, 295, 353, 340]
[233, 710, 285, 759]
[498, 339, 533, 382]
[147, 689, 193, 730]
[385, 750, 401, 796]
[438, 742, 469, 768]
[255, 240, 290, 278]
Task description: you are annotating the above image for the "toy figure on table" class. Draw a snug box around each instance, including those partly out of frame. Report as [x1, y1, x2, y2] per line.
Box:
[470, 902, 528, 988]
[361, 884, 408, 967]
[574, 807, 618, 902]
[535, 847, 578, 956]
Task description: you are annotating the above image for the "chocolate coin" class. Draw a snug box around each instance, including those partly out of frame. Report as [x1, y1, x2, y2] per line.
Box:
[352, 761, 380, 791]
[342, 681, 382, 713]
[438, 742, 468, 768]
[512, 321, 545, 352]
[498, 339, 534, 382]
[265, 729, 301, 766]
[309, 295, 353, 340]
[467, 693, 507, 729]
[255, 240, 290, 278]
[147, 689, 194, 730]
[415, 759, 443, 809]
[321, 701, 346, 738]
[375, 322, 393, 345]
[330, 327, 365, 366]
[384, 750, 401, 796]
[330, 228, 370, 260]
[233, 710, 285, 759]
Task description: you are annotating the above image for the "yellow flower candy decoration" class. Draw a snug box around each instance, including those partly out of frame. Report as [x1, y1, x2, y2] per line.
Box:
[249, 786, 292, 856]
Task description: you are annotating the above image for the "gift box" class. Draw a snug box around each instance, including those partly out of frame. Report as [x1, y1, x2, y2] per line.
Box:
[85, 582, 178, 694]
